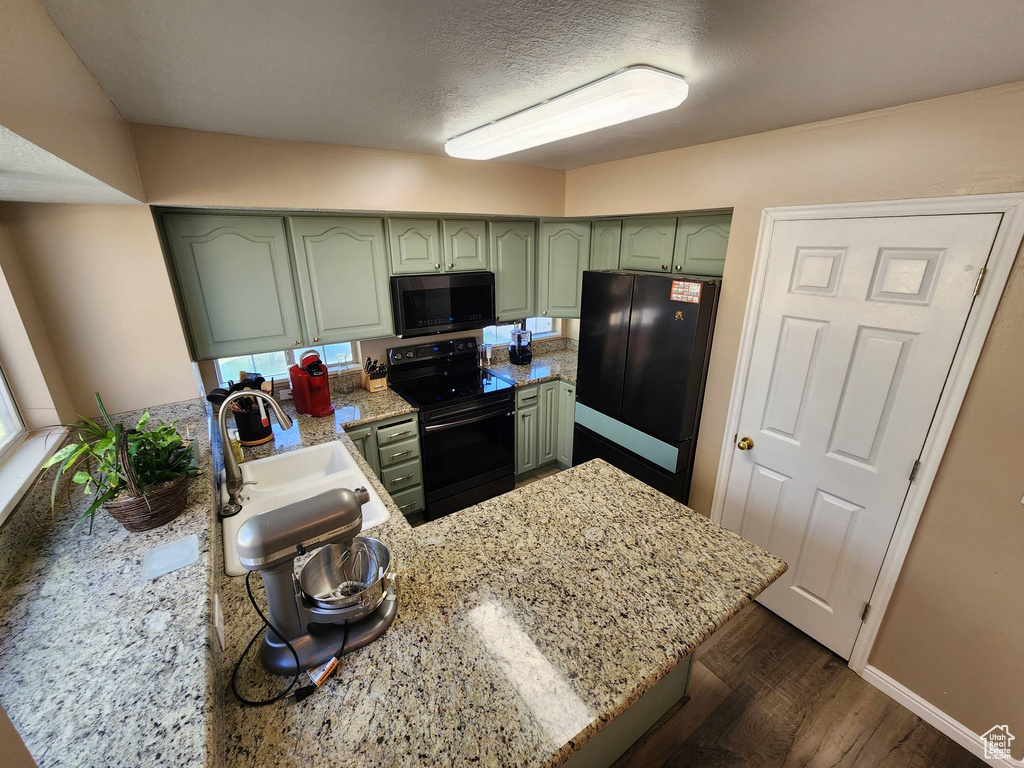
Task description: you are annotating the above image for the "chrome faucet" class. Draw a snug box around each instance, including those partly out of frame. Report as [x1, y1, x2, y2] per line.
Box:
[218, 389, 293, 517]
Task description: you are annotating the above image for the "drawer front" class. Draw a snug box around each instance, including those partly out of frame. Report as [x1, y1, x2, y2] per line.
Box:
[378, 436, 421, 468]
[390, 486, 425, 516]
[376, 419, 418, 446]
[516, 385, 539, 408]
[380, 459, 422, 494]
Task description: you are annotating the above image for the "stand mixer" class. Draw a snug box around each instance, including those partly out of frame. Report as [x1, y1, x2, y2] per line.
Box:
[236, 487, 397, 675]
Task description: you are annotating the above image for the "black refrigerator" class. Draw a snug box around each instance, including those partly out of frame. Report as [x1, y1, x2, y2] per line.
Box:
[572, 271, 721, 503]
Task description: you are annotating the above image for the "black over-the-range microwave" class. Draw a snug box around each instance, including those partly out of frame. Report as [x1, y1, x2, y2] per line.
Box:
[390, 271, 496, 338]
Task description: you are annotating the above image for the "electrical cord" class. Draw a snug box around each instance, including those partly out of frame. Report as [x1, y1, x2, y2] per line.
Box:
[230, 570, 351, 706]
[231, 570, 303, 707]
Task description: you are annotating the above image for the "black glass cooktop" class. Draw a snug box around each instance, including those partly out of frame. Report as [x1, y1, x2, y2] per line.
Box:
[390, 368, 514, 408]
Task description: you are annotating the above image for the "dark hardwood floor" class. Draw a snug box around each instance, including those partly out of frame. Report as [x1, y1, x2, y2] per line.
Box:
[617, 604, 983, 768]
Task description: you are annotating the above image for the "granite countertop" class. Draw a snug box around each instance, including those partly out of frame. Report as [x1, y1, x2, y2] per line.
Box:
[0, 399, 219, 768]
[220, 458, 786, 768]
[485, 346, 578, 388]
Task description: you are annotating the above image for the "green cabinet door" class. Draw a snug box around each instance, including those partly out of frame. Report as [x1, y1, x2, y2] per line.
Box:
[538, 381, 559, 466]
[619, 217, 677, 272]
[489, 221, 535, 322]
[557, 380, 576, 468]
[387, 218, 442, 274]
[289, 217, 393, 343]
[344, 424, 380, 478]
[442, 220, 489, 272]
[672, 214, 732, 276]
[516, 385, 540, 475]
[538, 221, 591, 318]
[163, 214, 303, 360]
[590, 220, 622, 271]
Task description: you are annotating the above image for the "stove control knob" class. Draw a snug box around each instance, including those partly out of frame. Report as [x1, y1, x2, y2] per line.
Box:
[468, 340, 475, 348]
[456, 343, 464, 350]
[393, 352, 403, 360]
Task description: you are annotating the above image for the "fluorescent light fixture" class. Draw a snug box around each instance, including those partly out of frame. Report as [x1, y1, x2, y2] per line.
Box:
[444, 65, 688, 160]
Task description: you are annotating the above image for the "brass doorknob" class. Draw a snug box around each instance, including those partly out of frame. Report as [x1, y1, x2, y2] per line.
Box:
[737, 436, 754, 451]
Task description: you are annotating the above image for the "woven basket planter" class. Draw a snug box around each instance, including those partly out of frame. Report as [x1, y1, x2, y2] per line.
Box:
[103, 474, 190, 532]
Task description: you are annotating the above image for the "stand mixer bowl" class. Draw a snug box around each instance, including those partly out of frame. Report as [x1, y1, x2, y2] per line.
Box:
[299, 536, 391, 618]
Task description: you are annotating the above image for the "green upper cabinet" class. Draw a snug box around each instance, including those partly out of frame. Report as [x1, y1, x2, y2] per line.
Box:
[672, 214, 732, 276]
[538, 221, 591, 318]
[387, 218, 442, 274]
[163, 214, 303, 360]
[441, 220, 489, 272]
[288, 217, 394, 343]
[489, 220, 535, 322]
[589, 220, 622, 271]
[619, 217, 677, 272]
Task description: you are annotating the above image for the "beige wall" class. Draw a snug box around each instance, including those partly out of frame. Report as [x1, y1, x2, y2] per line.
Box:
[565, 81, 1024, 755]
[0, 222, 74, 427]
[0, 204, 199, 415]
[130, 124, 565, 216]
[0, 0, 142, 199]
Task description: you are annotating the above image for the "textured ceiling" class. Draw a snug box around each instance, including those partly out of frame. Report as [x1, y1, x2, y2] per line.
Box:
[0, 127, 139, 203]
[36, 0, 1024, 169]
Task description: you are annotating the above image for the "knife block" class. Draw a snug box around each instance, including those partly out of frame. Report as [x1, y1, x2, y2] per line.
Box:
[361, 370, 388, 393]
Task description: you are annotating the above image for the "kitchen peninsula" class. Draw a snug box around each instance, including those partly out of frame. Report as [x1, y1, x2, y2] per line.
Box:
[0, 346, 785, 768]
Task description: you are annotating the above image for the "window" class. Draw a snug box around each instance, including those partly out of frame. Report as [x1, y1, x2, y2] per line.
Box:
[482, 317, 559, 346]
[0, 364, 26, 461]
[215, 343, 357, 386]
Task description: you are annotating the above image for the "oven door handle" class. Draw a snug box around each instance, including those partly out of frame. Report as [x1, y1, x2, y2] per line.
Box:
[423, 405, 512, 433]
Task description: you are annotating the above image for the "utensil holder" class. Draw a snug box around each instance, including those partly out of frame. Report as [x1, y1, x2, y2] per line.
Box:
[233, 408, 274, 446]
[361, 371, 388, 393]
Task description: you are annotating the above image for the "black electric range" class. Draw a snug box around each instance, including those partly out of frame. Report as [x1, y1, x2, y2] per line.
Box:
[387, 338, 516, 520]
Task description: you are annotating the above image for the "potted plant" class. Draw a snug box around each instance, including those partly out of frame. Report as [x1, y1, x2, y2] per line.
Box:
[44, 393, 200, 532]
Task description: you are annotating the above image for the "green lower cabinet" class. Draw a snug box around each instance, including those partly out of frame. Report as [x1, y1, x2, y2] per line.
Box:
[516, 381, 574, 477]
[345, 413, 425, 519]
[557, 381, 576, 468]
[289, 217, 393, 343]
[538, 221, 591, 318]
[163, 214, 304, 359]
[344, 424, 380, 478]
[672, 214, 731, 276]
[538, 382, 559, 466]
[516, 398, 539, 476]
[619, 217, 677, 273]
[490, 221, 535, 322]
[590, 220, 622, 271]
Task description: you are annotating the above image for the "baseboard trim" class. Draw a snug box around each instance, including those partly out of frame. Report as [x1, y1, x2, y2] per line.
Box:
[862, 666, 1020, 766]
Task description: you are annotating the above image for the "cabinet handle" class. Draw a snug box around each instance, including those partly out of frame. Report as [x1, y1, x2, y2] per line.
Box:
[294, 340, 301, 345]
[434, 263, 441, 269]
[448, 263, 454, 269]
[542, 310, 548, 315]
[398, 502, 417, 511]
[674, 265, 682, 271]
[384, 430, 412, 441]
[661, 264, 668, 270]
[390, 474, 415, 485]
[389, 449, 413, 460]
[312, 336, 319, 342]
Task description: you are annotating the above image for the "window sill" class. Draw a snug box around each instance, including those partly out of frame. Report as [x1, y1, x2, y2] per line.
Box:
[0, 428, 68, 528]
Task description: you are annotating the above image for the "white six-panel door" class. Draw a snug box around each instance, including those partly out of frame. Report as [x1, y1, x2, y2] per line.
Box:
[720, 213, 1000, 658]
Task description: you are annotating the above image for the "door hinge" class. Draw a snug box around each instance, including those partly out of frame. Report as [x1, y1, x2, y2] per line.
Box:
[909, 460, 921, 482]
[861, 602, 871, 622]
[973, 267, 987, 297]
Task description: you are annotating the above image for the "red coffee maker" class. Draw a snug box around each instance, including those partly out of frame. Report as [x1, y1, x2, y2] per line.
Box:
[289, 350, 335, 417]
